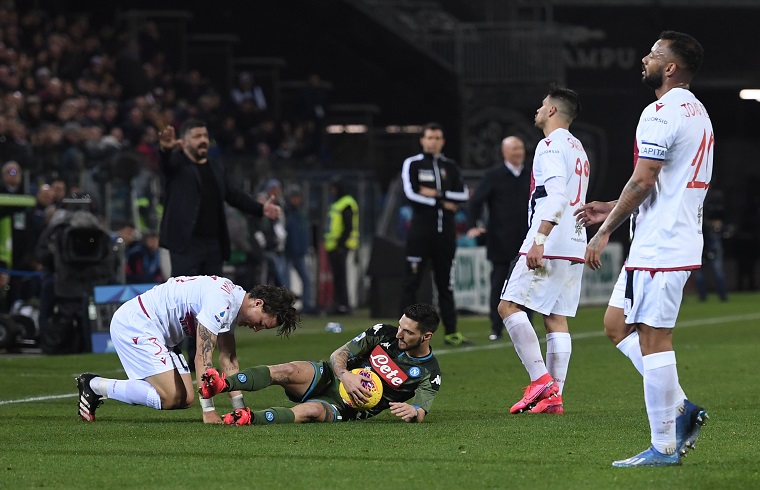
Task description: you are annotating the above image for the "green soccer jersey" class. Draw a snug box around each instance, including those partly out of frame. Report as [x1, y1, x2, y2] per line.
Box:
[346, 324, 442, 419]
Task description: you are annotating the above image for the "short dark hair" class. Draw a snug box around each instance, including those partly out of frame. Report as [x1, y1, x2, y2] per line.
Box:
[403, 303, 440, 334]
[422, 122, 444, 137]
[179, 118, 207, 138]
[660, 30, 704, 77]
[547, 84, 581, 122]
[249, 285, 300, 337]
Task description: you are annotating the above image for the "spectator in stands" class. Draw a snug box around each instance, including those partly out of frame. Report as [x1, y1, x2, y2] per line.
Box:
[255, 178, 288, 287]
[284, 184, 315, 314]
[231, 71, 267, 114]
[125, 230, 164, 284]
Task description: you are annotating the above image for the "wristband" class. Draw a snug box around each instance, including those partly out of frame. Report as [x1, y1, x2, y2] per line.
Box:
[534, 233, 547, 246]
[200, 397, 216, 412]
[230, 394, 246, 410]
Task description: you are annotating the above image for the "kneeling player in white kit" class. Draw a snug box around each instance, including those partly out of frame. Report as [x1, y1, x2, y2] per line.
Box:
[76, 277, 299, 423]
[498, 85, 590, 415]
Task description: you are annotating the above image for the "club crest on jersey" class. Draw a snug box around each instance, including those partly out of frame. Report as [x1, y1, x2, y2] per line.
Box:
[265, 411, 275, 422]
[237, 373, 248, 383]
[408, 366, 421, 378]
[370, 345, 408, 387]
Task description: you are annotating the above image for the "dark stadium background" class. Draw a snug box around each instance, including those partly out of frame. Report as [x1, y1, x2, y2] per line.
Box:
[28, 0, 760, 266]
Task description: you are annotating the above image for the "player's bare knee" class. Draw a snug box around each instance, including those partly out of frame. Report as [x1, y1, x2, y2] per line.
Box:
[497, 300, 518, 319]
[295, 402, 329, 422]
[603, 307, 631, 344]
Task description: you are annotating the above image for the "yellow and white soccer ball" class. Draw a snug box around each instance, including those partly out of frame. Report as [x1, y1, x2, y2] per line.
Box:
[338, 368, 383, 411]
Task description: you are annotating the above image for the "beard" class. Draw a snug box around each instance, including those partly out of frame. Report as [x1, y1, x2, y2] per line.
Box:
[642, 70, 664, 90]
[188, 145, 208, 161]
[399, 337, 423, 352]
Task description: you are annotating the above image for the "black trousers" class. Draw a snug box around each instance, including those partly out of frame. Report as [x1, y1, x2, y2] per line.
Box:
[400, 226, 457, 334]
[169, 236, 225, 278]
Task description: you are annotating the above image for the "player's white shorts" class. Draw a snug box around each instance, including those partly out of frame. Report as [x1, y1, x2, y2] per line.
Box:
[501, 255, 584, 317]
[608, 266, 690, 328]
[110, 299, 191, 380]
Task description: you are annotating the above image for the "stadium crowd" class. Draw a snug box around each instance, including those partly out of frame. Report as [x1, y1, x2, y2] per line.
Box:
[0, 3, 329, 347]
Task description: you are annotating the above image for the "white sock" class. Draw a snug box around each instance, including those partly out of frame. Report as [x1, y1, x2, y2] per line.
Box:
[616, 332, 644, 375]
[546, 332, 571, 394]
[90, 376, 109, 399]
[504, 311, 547, 381]
[617, 332, 687, 404]
[642, 351, 679, 455]
[93, 377, 162, 410]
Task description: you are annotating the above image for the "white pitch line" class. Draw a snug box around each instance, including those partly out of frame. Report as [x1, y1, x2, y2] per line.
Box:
[1, 311, 757, 406]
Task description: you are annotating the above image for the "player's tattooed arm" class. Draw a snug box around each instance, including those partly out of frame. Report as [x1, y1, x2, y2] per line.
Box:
[195, 323, 218, 374]
[329, 343, 352, 378]
[330, 343, 371, 402]
[597, 158, 662, 237]
[585, 157, 661, 270]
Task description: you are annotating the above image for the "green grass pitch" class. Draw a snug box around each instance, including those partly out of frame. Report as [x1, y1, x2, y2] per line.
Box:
[1, 292, 758, 489]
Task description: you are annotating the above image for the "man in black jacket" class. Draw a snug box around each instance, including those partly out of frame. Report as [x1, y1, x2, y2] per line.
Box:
[466, 136, 532, 340]
[158, 119, 281, 276]
[158, 120, 281, 365]
[399, 123, 470, 346]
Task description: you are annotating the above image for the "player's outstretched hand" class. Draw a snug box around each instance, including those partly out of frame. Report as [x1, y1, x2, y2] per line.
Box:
[574, 201, 615, 227]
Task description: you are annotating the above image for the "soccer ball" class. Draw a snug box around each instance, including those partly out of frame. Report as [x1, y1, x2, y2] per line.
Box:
[338, 368, 383, 411]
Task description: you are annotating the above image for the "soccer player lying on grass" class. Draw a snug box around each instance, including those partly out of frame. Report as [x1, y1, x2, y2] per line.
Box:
[199, 303, 442, 425]
[76, 278, 299, 423]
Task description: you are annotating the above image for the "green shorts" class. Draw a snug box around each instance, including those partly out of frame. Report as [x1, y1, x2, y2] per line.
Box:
[284, 360, 360, 422]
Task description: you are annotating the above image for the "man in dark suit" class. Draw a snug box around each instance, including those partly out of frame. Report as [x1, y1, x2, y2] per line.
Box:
[466, 136, 532, 340]
[158, 119, 281, 366]
[158, 119, 281, 277]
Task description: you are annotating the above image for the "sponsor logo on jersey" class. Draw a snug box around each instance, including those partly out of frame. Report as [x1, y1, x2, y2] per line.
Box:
[371, 324, 384, 334]
[655, 103, 665, 112]
[643, 116, 668, 124]
[418, 169, 435, 182]
[539, 149, 560, 156]
[431, 374, 442, 386]
[409, 366, 421, 378]
[237, 373, 248, 383]
[370, 345, 409, 387]
[544, 139, 552, 146]
[352, 332, 367, 342]
[214, 315, 221, 323]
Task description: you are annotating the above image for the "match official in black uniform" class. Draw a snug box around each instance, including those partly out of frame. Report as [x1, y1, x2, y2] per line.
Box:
[399, 123, 470, 346]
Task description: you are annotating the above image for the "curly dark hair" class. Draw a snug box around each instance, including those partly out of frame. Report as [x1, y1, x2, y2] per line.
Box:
[403, 303, 440, 334]
[249, 285, 300, 337]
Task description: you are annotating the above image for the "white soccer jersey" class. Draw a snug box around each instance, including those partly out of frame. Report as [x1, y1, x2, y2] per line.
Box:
[627, 88, 714, 270]
[136, 275, 245, 348]
[520, 128, 590, 261]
